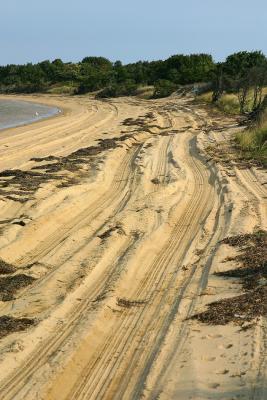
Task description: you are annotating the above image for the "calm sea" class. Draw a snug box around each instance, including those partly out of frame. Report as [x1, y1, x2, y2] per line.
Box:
[0, 99, 60, 131]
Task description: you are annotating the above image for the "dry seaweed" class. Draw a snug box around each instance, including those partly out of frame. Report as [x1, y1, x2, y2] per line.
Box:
[218, 231, 267, 290]
[191, 231, 267, 325]
[0, 133, 135, 202]
[116, 297, 147, 308]
[12, 220, 26, 227]
[0, 259, 16, 275]
[0, 316, 35, 339]
[30, 155, 60, 162]
[192, 288, 266, 325]
[0, 274, 36, 301]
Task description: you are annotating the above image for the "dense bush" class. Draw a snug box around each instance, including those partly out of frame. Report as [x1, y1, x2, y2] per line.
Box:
[153, 80, 177, 98]
[97, 81, 138, 98]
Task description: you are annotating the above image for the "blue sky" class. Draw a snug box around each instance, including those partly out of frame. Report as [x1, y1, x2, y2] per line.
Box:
[1, 0, 266, 65]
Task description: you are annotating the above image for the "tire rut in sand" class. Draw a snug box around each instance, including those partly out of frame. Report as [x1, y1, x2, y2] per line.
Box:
[1, 97, 262, 400]
[46, 121, 221, 400]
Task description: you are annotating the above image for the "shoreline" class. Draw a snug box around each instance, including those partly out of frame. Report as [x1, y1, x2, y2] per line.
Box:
[0, 94, 78, 172]
[0, 94, 64, 133]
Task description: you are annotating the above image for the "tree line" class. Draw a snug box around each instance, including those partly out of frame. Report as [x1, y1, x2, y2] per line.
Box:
[211, 51, 267, 115]
[0, 54, 214, 97]
[0, 51, 266, 106]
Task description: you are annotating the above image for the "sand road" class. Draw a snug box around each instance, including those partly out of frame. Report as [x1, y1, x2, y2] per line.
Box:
[0, 94, 266, 399]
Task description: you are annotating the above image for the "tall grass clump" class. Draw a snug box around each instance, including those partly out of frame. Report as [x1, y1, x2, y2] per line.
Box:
[236, 124, 267, 166]
[197, 91, 262, 115]
[217, 94, 240, 114]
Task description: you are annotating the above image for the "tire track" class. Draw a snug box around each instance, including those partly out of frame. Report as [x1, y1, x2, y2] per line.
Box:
[1, 96, 260, 400]
[49, 128, 218, 400]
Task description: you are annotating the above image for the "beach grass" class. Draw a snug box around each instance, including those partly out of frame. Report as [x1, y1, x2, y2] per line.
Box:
[235, 122, 267, 166]
[198, 88, 267, 115]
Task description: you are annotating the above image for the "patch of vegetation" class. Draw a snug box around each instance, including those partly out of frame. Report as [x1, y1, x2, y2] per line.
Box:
[47, 82, 78, 95]
[153, 80, 178, 98]
[235, 125, 267, 166]
[216, 94, 240, 115]
[199, 79, 267, 167]
[198, 89, 267, 116]
[211, 51, 267, 115]
[134, 85, 155, 99]
[96, 80, 138, 98]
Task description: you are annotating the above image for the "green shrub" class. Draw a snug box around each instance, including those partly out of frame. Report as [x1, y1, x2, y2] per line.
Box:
[97, 80, 138, 98]
[153, 80, 177, 98]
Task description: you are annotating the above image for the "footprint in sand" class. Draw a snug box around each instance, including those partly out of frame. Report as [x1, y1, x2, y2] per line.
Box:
[216, 369, 229, 375]
[208, 382, 220, 389]
[218, 343, 233, 350]
[202, 356, 216, 361]
[202, 334, 223, 340]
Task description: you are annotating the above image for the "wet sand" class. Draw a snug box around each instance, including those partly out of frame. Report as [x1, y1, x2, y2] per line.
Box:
[0, 97, 60, 131]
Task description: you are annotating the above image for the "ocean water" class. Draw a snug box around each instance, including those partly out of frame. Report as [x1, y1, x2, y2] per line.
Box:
[0, 99, 60, 131]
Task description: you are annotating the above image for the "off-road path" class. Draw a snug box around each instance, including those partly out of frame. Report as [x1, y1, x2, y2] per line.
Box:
[0, 94, 266, 400]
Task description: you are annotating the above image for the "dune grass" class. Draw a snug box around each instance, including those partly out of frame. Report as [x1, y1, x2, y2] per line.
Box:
[235, 123, 267, 166]
[198, 89, 267, 167]
[198, 88, 267, 116]
[135, 85, 155, 99]
[217, 94, 240, 114]
[197, 92, 240, 114]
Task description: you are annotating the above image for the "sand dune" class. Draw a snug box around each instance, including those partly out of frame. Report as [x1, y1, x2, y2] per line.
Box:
[0, 94, 266, 399]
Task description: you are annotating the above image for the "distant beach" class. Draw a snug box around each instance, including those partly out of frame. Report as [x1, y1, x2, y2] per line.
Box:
[0, 99, 60, 131]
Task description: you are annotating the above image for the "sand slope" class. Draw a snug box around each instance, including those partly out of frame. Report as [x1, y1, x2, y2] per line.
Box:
[0, 94, 266, 399]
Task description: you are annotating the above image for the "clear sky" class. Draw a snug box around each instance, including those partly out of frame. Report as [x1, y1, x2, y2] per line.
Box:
[1, 0, 266, 65]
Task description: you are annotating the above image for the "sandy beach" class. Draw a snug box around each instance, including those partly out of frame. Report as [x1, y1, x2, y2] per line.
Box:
[0, 93, 266, 400]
